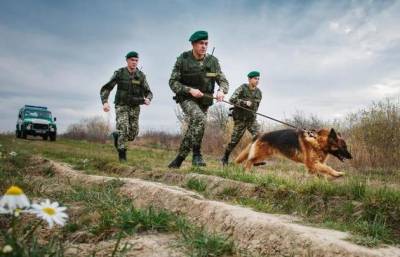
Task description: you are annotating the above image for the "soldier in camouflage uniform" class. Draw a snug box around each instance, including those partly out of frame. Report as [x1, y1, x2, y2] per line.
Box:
[221, 71, 262, 165]
[168, 30, 229, 168]
[100, 51, 153, 162]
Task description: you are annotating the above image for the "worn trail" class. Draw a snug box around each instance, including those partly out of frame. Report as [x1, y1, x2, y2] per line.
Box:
[47, 158, 400, 257]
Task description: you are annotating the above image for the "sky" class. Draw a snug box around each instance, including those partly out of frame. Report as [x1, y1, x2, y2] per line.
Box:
[0, 0, 399, 133]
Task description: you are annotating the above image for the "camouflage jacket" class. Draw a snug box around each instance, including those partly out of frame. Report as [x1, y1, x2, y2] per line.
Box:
[230, 83, 262, 120]
[100, 67, 153, 106]
[169, 50, 229, 106]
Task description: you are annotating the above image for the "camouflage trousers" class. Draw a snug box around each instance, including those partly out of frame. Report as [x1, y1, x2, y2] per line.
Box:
[177, 100, 208, 158]
[225, 118, 259, 153]
[115, 105, 140, 150]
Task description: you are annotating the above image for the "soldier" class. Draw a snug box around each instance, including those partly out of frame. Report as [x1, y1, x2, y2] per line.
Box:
[100, 51, 153, 162]
[221, 71, 262, 165]
[168, 30, 229, 168]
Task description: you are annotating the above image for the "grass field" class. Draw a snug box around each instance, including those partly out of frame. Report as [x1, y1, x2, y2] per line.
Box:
[0, 134, 399, 248]
[0, 138, 235, 257]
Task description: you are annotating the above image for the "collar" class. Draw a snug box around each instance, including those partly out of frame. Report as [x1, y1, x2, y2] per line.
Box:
[191, 50, 206, 61]
[246, 83, 257, 91]
[126, 67, 137, 75]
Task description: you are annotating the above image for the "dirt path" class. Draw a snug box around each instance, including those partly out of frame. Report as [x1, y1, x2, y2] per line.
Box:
[47, 158, 400, 257]
[64, 233, 185, 257]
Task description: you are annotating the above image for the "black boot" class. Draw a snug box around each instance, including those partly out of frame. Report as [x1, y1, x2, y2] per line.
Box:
[118, 149, 127, 162]
[168, 155, 185, 169]
[221, 150, 231, 166]
[112, 132, 119, 149]
[192, 145, 206, 167]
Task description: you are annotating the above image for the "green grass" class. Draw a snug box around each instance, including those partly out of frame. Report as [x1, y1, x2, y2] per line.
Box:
[1, 134, 400, 247]
[176, 218, 234, 257]
[218, 187, 239, 198]
[186, 178, 207, 192]
[54, 180, 234, 256]
[0, 150, 234, 257]
[199, 167, 400, 246]
[59, 180, 177, 237]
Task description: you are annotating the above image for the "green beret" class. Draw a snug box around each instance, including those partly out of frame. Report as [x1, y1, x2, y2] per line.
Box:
[126, 51, 138, 59]
[247, 71, 260, 78]
[189, 30, 208, 42]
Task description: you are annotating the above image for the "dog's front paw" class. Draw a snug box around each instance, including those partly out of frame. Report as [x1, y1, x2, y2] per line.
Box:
[333, 171, 345, 177]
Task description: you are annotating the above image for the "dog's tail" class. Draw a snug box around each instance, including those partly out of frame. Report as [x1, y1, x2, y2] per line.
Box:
[235, 142, 253, 164]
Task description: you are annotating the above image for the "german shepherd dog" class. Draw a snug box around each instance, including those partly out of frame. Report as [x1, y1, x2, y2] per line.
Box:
[235, 128, 352, 178]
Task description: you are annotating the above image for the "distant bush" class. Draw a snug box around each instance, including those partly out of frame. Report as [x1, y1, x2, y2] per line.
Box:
[345, 98, 400, 170]
[136, 130, 181, 150]
[285, 110, 326, 130]
[62, 116, 110, 143]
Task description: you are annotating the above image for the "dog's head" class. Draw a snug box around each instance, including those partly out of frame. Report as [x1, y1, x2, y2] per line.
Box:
[326, 128, 352, 162]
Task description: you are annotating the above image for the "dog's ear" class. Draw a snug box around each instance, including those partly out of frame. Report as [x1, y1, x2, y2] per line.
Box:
[329, 128, 338, 140]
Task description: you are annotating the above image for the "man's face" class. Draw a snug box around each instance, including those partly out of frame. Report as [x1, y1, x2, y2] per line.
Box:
[192, 40, 208, 56]
[126, 57, 139, 70]
[249, 77, 259, 87]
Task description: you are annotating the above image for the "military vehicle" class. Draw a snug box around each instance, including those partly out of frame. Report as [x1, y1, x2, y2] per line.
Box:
[16, 105, 57, 141]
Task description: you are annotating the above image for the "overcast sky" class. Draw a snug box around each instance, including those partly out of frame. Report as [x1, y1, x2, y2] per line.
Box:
[1, 0, 399, 133]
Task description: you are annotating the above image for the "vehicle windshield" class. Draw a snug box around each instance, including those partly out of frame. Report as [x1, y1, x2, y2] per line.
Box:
[24, 109, 52, 120]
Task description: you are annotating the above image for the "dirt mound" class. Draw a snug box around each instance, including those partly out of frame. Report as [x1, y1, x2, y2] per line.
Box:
[123, 170, 260, 198]
[49, 159, 400, 257]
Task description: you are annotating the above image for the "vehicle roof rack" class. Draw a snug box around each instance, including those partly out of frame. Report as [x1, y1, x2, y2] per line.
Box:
[24, 105, 48, 110]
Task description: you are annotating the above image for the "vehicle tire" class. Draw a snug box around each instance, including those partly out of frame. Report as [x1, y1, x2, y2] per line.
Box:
[42, 135, 48, 141]
[50, 134, 56, 141]
[21, 130, 27, 139]
[16, 130, 21, 138]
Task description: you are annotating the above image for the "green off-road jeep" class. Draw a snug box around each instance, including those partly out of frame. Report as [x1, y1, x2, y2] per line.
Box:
[16, 105, 57, 141]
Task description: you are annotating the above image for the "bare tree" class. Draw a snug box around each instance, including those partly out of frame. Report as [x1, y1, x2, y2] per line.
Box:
[208, 104, 230, 130]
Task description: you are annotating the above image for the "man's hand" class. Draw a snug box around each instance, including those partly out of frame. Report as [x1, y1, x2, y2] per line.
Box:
[144, 98, 151, 105]
[189, 88, 204, 98]
[245, 100, 252, 107]
[215, 90, 224, 102]
[103, 102, 110, 112]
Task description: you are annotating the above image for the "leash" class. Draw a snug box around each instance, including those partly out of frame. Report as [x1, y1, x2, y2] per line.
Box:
[202, 93, 300, 130]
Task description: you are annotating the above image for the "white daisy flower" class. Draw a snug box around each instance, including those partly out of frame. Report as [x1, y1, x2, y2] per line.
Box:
[0, 186, 30, 211]
[2, 245, 13, 253]
[31, 199, 68, 228]
[9, 151, 17, 157]
[0, 205, 10, 214]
